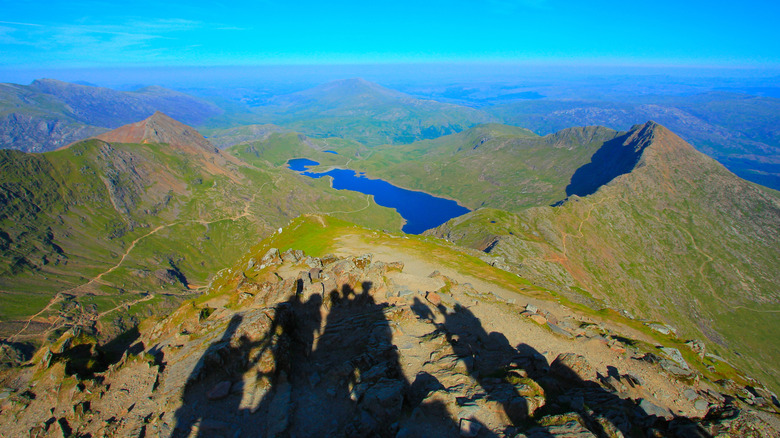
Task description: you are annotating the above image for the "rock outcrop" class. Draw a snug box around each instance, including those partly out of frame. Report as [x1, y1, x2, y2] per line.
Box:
[1, 250, 778, 437]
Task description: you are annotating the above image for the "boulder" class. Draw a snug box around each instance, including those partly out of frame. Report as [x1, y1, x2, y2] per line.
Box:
[459, 418, 481, 437]
[659, 347, 689, 370]
[206, 381, 231, 400]
[261, 248, 282, 267]
[686, 340, 706, 359]
[530, 314, 547, 325]
[638, 398, 673, 420]
[549, 353, 597, 386]
[646, 323, 672, 335]
[360, 378, 404, 424]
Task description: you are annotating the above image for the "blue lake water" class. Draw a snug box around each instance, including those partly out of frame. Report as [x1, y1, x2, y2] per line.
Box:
[323, 150, 338, 154]
[288, 158, 470, 234]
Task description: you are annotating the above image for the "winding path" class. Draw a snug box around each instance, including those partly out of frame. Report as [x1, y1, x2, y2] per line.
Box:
[6, 294, 64, 342]
[7, 188, 265, 341]
[644, 209, 779, 314]
[559, 195, 613, 259]
[96, 293, 156, 319]
[321, 194, 372, 215]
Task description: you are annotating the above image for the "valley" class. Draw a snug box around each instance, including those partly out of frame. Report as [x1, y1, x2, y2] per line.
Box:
[0, 78, 778, 437]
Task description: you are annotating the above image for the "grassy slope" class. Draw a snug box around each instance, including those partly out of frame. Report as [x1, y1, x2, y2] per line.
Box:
[0, 136, 401, 335]
[341, 124, 620, 212]
[432, 124, 780, 392]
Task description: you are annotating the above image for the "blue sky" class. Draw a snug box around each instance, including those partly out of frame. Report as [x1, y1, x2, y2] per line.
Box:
[1, 0, 778, 70]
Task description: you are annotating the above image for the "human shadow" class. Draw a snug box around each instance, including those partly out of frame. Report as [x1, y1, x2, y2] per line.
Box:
[412, 299, 712, 437]
[414, 299, 541, 435]
[170, 281, 326, 437]
[172, 279, 456, 437]
[171, 273, 713, 437]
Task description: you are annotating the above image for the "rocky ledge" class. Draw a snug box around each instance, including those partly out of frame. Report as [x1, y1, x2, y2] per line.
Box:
[1, 250, 778, 437]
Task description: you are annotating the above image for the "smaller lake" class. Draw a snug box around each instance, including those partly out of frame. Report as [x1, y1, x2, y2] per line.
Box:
[288, 158, 470, 234]
[323, 150, 338, 154]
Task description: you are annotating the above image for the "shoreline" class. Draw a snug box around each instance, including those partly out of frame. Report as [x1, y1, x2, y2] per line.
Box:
[290, 159, 474, 211]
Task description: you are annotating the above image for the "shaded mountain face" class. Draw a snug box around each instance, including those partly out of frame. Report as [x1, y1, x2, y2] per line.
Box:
[431, 121, 780, 392]
[565, 122, 656, 197]
[252, 78, 496, 146]
[0, 79, 222, 152]
[488, 93, 780, 190]
[0, 114, 401, 341]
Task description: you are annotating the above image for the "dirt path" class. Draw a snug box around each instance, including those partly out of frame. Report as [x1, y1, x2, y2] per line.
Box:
[7, 189, 265, 341]
[329, 233, 687, 405]
[6, 293, 64, 342]
[332, 234, 517, 297]
[330, 233, 654, 344]
[322, 194, 372, 215]
[96, 293, 156, 319]
[561, 195, 613, 258]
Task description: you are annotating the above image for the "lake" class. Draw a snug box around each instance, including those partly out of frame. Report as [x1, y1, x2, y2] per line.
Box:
[288, 158, 470, 234]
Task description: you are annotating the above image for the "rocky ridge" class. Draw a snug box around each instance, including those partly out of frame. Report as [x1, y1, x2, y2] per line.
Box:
[2, 248, 778, 437]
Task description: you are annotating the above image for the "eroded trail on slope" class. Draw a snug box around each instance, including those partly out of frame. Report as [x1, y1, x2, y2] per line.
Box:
[331, 232, 656, 347]
[7, 191, 265, 341]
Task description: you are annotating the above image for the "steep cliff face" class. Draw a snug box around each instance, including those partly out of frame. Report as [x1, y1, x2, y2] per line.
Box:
[2, 242, 777, 437]
[0, 113, 107, 152]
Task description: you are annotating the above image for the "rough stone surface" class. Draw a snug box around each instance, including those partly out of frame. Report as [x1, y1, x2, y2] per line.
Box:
[1, 252, 778, 438]
[207, 381, 232, 400]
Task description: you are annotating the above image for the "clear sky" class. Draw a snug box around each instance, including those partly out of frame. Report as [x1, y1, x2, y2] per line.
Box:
[1, 0, 778, 70]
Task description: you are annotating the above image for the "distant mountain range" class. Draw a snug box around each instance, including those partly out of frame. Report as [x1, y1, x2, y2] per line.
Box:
[3, 77, 777, 192]
[247, 78, 497, 146]
[0, 79, 222, 152]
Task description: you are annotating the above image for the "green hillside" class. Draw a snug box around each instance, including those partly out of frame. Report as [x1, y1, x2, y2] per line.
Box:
[431, 122, 780, 392]
[0, 114, 401, 342]
[342, 123, 622, 211]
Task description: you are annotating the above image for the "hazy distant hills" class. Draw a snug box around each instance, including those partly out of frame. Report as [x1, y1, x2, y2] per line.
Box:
[2, 77, 779, 192]
[0, 79, 222, 152]
[0, 112, 400, 338]
[204, 124, 290, 149]
[249, 78, 496, 146]
[431, 121, 780, 391]
[488, 92, 780, 190]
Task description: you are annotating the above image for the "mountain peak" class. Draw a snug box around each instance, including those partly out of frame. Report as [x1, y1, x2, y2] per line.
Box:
[291, 77, 407, 101]
[95, 112, 217, 153]
[564, 121, 699, 197]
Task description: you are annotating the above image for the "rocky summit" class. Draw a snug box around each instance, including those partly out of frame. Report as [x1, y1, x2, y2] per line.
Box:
[2, 242, 778, 437]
